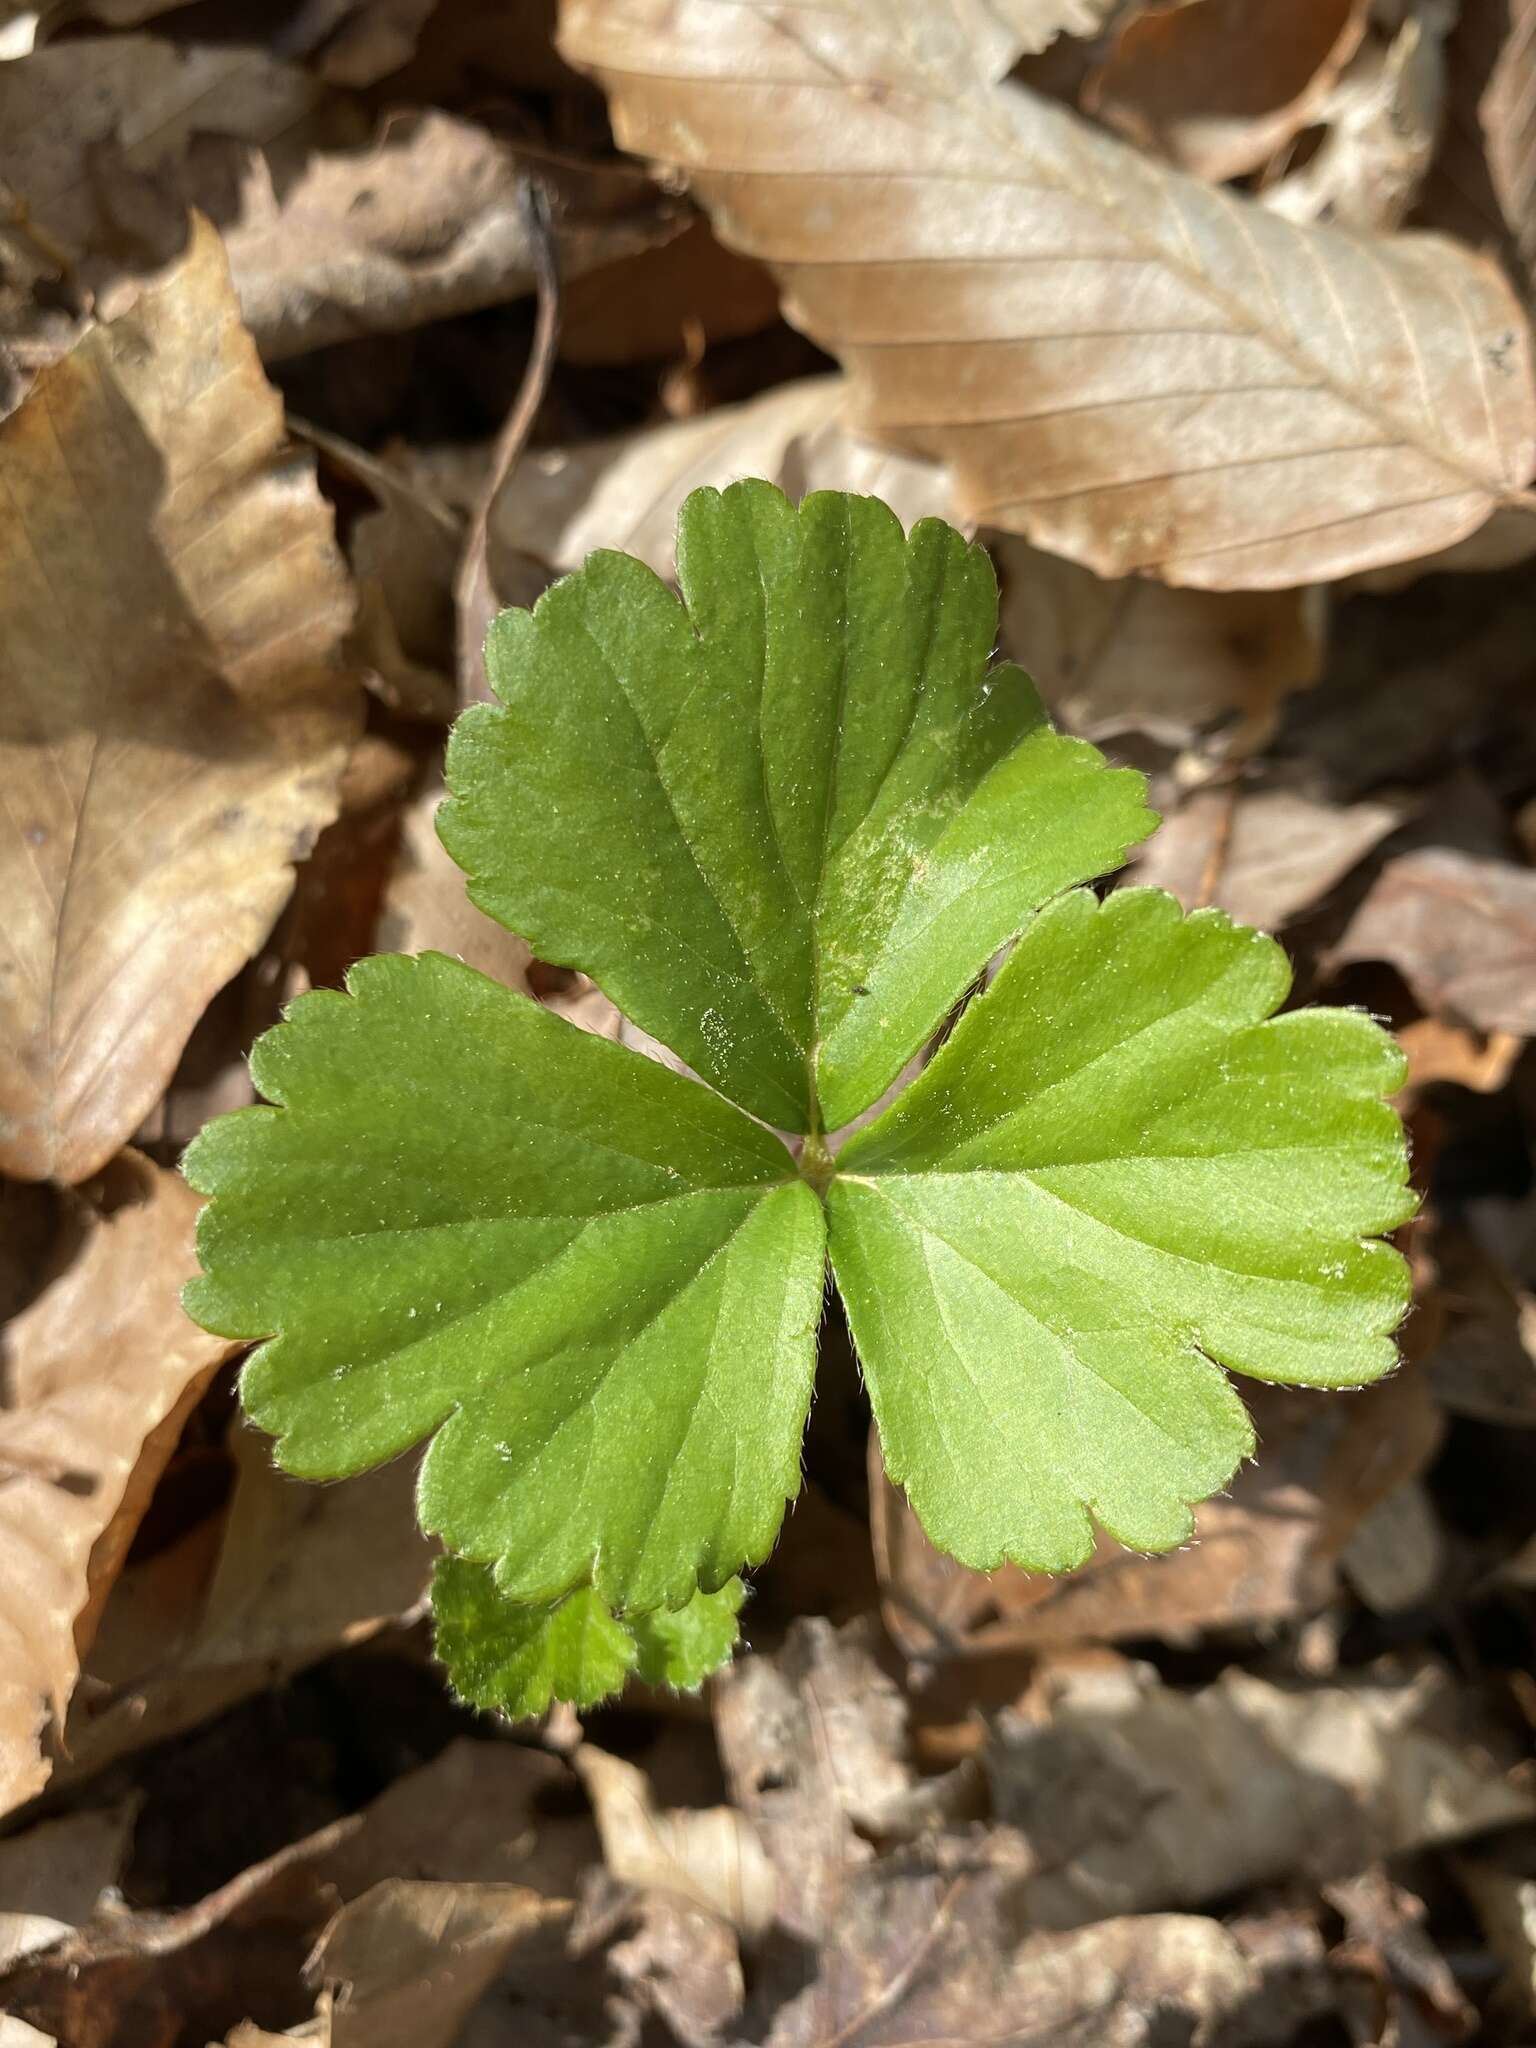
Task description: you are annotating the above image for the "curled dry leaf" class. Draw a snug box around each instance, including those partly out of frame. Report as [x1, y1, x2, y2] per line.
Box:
[872, 1372, 1442, 1657]
[0, 1153, 240, 1818]
[491, 375, 950, 581]
[573, 1744, 778, 1939]
[0, 1737, 596, 2047]
[0, 214, 358, 1183]
[987, 1658, 1534, 1924]
[1086, 0, 1369, 183]
[1333, 846, 1536, 1034]
[561, 0, 1536, 588]
[0, 38, 684, 362]
[1262, 1, 1452, 232]
[0, 39, 331, 265]
[1131, 783, 1405, 928]
[219, 114, 682, 363]
[310, 1879, 571, 2048]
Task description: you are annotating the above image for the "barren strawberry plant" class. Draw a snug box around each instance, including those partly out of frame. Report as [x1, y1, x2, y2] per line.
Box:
[3, 3, 1536, 2043]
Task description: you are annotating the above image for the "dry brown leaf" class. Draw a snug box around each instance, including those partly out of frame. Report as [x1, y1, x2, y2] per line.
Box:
[0, 39, 331, 274]
[987, 1658, 1534, 1924]
[0, 40, 683, 362]
[1262, 1, 1453, 231]
[872, 1373, 1442, 1657]
[0, 1153, 239, 1818]
[1130, 783, 1405, 926]
[1425, 1214, 1536, 1427]
[573, 1744, 778, 1939]
[988, 0, 1128, 57]
[299, 424, 462, 723]
[1087, 0, 1368, 183]
[56, 1416, 434, 1788]
[1481, 0, 1536, 290]
[761, 1883, 1300, 2048]
[374, 774, 533, 990]
[1332, 846, 1536, 1033]
[0, 1737, 595, 2046]
[994, 538, 1325, 742]
[1338, 1475, 1445, 1614]
[310, 1880, 571, 2048]
[710, 1620, 980, 1944]
[1396, 1015, 1524, 1094]
[561, 0, 1536, 588]
[559, 213, 782, 366]
[493, 374, 1322, 744]
[491, 375, 951, 582]
[220, 115, 682, 362]
[0, 215, 358, 1183]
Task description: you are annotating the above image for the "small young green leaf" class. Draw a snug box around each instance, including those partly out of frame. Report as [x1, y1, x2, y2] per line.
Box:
[440, 480, 1152, 1133]
[433, 1561, 636, 1715]
[183, 951, 826, 1611]
[431, 1561, 744, 1718]
[628, 1574, 746, 1691]
[829, 888, 1414, 1574]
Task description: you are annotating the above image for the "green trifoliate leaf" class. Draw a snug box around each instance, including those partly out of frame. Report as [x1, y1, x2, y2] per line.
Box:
[183, 951, 826, 1612]
[431, 1559, 745, 1718]
[829, 888, 1415, 1574]
[439, 480, 1152, 1133]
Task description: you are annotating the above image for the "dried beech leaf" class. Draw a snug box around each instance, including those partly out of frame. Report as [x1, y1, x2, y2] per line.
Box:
[561, 0, 1536, 587]
[0, 1154, 239, 1818]
[1332, 846, 1536, 1033]
[491, 376, 951, 582]
[494, 377, 1321, 744]
[0, 215, 358, 1183]
[1132, 784, 1404, 928]
[1087, 0, 1368, 183]
[763, 1887, 1278, 2048]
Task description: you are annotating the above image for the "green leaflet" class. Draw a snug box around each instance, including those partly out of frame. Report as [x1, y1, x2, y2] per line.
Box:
[432, 1560, 744, 1718]
[181, 483, 1415, 1710]
[439, 481, 1152, 1133]
[829, 889, 1416, 1573]
[183, 951, 826, 1613]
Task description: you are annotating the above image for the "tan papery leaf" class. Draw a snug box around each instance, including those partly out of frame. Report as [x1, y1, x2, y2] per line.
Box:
[0, 1154, 239, 1818]
[560, 0, 1536, 587]
[0, 215, 358, 1182]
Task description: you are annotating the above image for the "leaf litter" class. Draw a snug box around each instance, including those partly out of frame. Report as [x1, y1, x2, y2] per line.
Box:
[3, 1, 1536, 2042]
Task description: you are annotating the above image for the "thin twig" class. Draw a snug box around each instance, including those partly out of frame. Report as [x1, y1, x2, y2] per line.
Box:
[454, 178, 561, 705]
